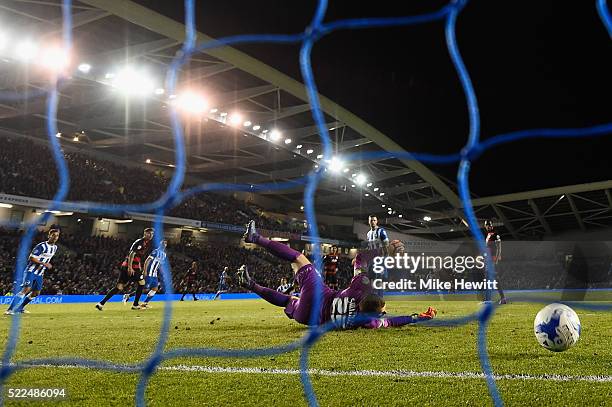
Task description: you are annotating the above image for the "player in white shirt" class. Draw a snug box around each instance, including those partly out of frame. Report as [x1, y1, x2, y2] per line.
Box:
[366, 215, 390, 255]
[5, 228, 60, 315]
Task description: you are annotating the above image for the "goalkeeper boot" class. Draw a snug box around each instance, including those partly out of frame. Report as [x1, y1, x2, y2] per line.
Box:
[243, 220, 258, 244]
[416, 306, 437, 320]
[236, 265, 254, 289]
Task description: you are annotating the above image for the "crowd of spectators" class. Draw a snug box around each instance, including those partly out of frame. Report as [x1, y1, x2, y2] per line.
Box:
[0, 229, 356, 296]
[0, 137, 310, 235]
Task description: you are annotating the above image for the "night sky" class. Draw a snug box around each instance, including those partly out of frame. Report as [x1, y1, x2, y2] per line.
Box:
[135, 0, 612, 197]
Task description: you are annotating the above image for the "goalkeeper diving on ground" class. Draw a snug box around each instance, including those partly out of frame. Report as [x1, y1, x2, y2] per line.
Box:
[237, 220, 436, 329]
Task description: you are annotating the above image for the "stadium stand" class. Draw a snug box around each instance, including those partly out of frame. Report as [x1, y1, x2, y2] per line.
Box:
[0, 136, 311, 235]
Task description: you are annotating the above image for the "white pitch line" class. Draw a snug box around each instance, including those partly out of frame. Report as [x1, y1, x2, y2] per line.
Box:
[161, 365, 612, 383]
[19, 363, 612, 383]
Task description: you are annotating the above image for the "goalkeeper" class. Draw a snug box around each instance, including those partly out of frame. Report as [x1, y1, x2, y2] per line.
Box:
[239, 221, 436, 329]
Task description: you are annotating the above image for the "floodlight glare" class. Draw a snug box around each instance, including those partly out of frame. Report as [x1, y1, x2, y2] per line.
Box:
[327, 156, 343, 173]
[176, 91, 208, 114]
[77, 63, 91, 73]
[269, 129, 282, 141]
[229, 113, 243, 126]
[112, 67, 155, 95]
[355, 173, 367, 185]
[15, 40, 38, 61]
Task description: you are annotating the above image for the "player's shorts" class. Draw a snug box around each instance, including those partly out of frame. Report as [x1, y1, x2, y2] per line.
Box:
[284, 264, 335, 325]
[118, 266, 144, 285]
[145, 276, 160, 290]
[324, 272, 338, 285]
[21, 272, 43, 291]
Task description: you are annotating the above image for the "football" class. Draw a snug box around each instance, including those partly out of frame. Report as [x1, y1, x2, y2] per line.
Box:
[534, 303, 581, 352]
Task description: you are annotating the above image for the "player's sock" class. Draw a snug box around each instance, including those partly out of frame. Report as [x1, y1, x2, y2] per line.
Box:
[244, 220, 299, 262]
[192, 293, 197, 301]
[7, 293, 25, 311]
[100, 287, 119, 305]
[256, 236, 300, 262]
[251, 283, 290, 307]
[384, 307, 437, 327]
[17, 293, 32, 311]
[180, 293, 186, 301]
[144, 291, 156, 303]
[133, 285, 144, 306]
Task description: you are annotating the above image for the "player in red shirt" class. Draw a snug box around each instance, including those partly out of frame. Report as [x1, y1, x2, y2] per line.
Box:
[180, 261, 199, 301]
[484, 220, 506, 304]
[96, 227, 154, 311]
[323, 245, 340, 289]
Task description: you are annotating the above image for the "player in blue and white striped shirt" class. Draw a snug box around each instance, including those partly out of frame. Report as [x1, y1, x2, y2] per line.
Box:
[366, 215, 389, 297]
[139, 240, 167, 308]
[212, 267, 229, 300]
[366, 215, 390, 254]
[5, 228, 60, 315]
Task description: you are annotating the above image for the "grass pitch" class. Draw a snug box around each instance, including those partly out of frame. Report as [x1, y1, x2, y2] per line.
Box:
[1, 298, 611, 406]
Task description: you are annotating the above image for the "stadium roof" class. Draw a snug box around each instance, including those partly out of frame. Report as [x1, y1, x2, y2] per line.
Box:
[0, 0, 610, 239]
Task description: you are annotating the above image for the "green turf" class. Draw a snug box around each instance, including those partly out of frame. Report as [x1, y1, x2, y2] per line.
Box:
[1, 299, 610, 406]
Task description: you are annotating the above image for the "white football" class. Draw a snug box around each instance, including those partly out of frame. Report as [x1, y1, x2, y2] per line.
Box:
[534, 303, 581, 352]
